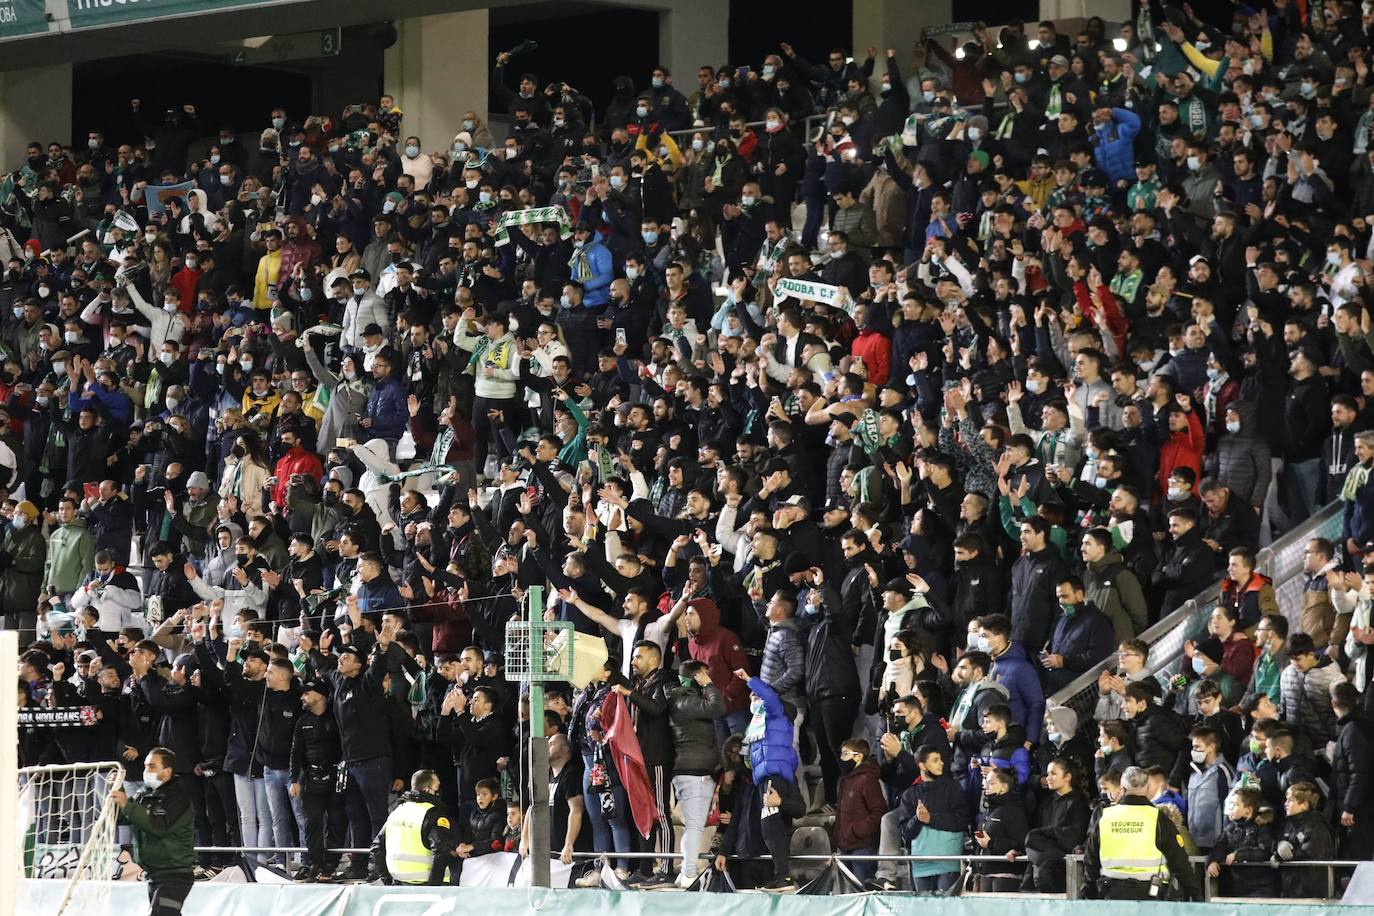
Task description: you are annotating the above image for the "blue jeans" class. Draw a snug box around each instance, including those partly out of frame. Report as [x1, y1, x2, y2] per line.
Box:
[582, 752, 632, 872]
[1284, 457, 1323, 523]
[713, 708, 751, 750]
[845, 846, 877, 882]
[914, 871, 959, 893]
[345, 757, 393, 871]
[232, 774, 272, 862]
[801, 196, 826, 250]
[263, 767, 300, 863]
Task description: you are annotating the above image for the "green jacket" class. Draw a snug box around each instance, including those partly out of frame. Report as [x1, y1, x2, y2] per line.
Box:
[0, 524, 46, 613]
[42, 518, 93, 594]
[170, 492, 220, 559]
[121, 776, 197, 877]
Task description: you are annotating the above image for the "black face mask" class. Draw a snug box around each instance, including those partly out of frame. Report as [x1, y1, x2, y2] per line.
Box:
[235, 553, 250, 567]
[322, 492, 339, 506]
[231, 444, 246, 459]
[888, 648, 903, 662]
[839, 758, 858, 775]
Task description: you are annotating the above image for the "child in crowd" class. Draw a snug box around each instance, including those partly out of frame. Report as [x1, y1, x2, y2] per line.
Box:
[1205, 786, 1277, 897]
[1277, 782, 1336, 899]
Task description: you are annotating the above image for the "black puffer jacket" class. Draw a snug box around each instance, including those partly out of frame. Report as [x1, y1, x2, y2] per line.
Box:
[1131, 703, 1190, 781]
[668, 682, 725, 775]
[1205, 810, 1278, 897]
[1208, 400, 1272, 506]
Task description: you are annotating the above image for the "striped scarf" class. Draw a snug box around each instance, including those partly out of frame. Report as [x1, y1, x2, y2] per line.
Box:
[493, 205, 571, 247]
[1341, 461, 1372, 502]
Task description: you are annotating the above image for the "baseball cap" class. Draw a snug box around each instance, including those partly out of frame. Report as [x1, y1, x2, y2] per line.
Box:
[781, 494, 811, 513]
[300, 679, 330, 698]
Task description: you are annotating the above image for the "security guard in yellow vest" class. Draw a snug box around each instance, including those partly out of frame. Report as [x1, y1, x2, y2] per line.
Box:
[370, 769, 460, 885]
[1082, 766, 1201, 900]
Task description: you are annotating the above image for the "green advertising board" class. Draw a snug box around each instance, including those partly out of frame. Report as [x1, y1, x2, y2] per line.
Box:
[0, 0, 47, 39]
[19, 879, 1374, 916]
[65, 0, 273, 30]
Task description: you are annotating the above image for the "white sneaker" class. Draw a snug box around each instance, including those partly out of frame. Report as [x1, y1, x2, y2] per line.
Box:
[575, 871, 602, 888]
[675, 873, 696, 889]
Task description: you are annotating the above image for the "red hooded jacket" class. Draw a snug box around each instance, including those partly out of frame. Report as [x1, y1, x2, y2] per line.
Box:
[687, 598, 750, 713]
[1157, 410, 1204, 499]
[272, 445, 324, 506]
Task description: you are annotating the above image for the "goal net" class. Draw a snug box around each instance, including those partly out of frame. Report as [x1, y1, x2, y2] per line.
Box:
[17, 761, 125, 916]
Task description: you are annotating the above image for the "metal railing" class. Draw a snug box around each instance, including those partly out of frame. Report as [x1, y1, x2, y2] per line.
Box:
[1066, 853, 1360, 901]
[194, 844, 1360, 899]
[1049, 501, 1345, 721]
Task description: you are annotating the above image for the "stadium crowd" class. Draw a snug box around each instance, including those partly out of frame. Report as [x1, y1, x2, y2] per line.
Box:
[11, 0, 1374, 899]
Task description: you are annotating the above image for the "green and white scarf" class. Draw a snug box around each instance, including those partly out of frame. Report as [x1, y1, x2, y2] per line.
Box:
[1341, 461, 1372, 502]
[493, 205, 572, 247]
[775, 276, 853, 315]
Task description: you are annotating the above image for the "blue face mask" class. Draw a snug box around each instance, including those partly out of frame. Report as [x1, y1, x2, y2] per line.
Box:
[641, 230, 659, 245]
[228, 622, 244, 639]
[1014, 72, 1028, 84]
[1192, 655, 1208, 675]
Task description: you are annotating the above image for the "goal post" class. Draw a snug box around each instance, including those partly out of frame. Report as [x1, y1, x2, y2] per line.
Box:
[17, 759, 125, 915]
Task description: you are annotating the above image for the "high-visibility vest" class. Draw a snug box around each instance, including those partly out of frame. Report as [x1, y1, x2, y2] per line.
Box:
[383, 800, 435, 884]
[1097, 803, 1169, 882]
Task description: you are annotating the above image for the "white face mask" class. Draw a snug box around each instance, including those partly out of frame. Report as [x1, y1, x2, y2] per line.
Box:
[37, 285, 49, 299]
[505, 147, 519, 160]
[310, 194, 322, 206]
[691, 139, 704, 151]
[143, 769, 163, 788]
[163, 303, 178, 314]
[166, 397, 180, 410]
[1225, 419, 1241, 433]
[64, 331, 78, 344]
[765, 118, 781, 131]
[353, 285, 368, 297]
[967, 127, 982, 141]
[51, 362, 65, 376]
[1168, 485, 1190, 500]
[478, 191, 492, 204]
[159, 351, 175, 365]
[239, 359, 253, 372]
[11, 307, 22, 319]
[465, 179, 478, 189]
[220, 174, 233, 186]
[11, 514, 26, 530]
[625, 266, 640, 281]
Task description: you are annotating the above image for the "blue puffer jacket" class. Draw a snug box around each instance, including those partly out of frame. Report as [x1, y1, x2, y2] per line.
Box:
[366, 376, 409, 441]
[990, 642, 1045, 744]
[567, 236, 614, 306]
[745, 677, 799, 783]
[1091, 108, 1141, 187]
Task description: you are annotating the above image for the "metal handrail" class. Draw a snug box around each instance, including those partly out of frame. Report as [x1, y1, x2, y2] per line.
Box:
[1048, 501, 1345, 720]
[1066, 852, 1359, 901]
[195, 844, 1358, 899]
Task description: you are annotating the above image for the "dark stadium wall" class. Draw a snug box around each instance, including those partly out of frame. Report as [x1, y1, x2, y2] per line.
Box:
[488, 8, 663, 117]
[71, 25, 387, 152]
[728, 0, 852, 77]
